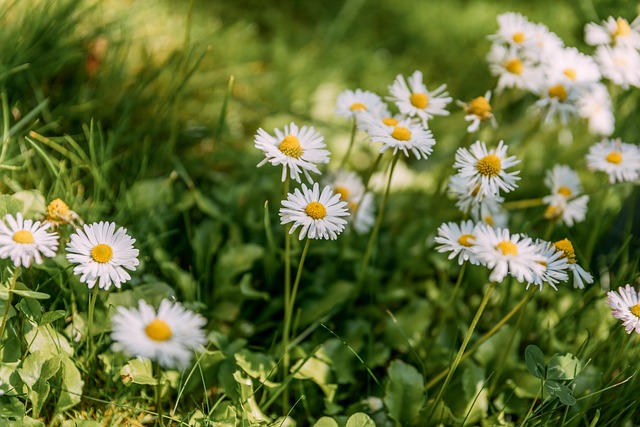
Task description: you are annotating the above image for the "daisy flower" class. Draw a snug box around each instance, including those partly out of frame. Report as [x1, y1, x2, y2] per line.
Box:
[457, 91, 497, 133]
[490, 12, 540, 50]
[541, 47, 601, 87]
[577, 83, 614, 136]
[387, 70, 452, 124]
[44, 198, 83, 228]
[542, 165, 589, 227]
[553, 238, 594, 289]
[487, 44, 543, 92]
[594, 45, 640, 89]
[323, 171, 375, 234]
[255, 122, 330, 183]
[335, 89, 387, 121]
[111, 299, 207, 370]
[0, 212, 59, 268]
[528, 239, 569, 291]
[585, 16, 640, 48]
[606, 284, 640, 334]
[533, 79, 581, 125]
[351, 192, 376, 234]
[453, 140, 521, 200]
[66, 221, 140, 290]
[365, 118, 436, 160]
[586, 138, 640, 183]
[434, 220, 481, 265]
[280, 182, 350, 240]
[471, 225, 546, 284]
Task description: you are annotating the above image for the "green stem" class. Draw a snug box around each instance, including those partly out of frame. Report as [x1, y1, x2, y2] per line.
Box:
[339, 118, 358, 170]
[282, 177, 292, 408]
[362, 152, 384, 195]
[86, 285, 100, 360]
[155, 362, 165, 427]
[426, 286, 533, 390]
[0, 267, 20, 339]
[427, 281, 497, 421]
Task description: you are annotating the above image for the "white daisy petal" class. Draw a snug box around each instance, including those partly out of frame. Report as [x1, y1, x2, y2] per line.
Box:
[606, 285, 640, 334]
[0, 212, 59, 268]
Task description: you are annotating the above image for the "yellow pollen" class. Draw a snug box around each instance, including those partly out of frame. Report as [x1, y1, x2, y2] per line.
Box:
[410, 92, 429, 109]
[350, 102, 367, 111]
[505, 58, 523, 75]
[557, 186, 572, 197]
[606, 151, 623, 164]
[614, 18, 631, 38]
[537, 260, 548, 268]
[563, 68, 577, 81]
[305, 201, 327, 220]
[512, 32, 525, 44]
[483, 215, 495, 226]
[465, 96, 492, 119]
[279, 135, 303, 159]
[91, 243, 113, 263]
[544, 205, 562, 220]
[548, 84, 568, 102]
[553, 238, 576, 264]
[334, 185, 350, 200]
[496, 240, 518, 256]
[457, 234, 475, 247]
[13, 230, 34, 244]
[145, 319, 173, 341]
[476, 154, 502, 177]
[391, 126, 412, 141]
[382, 117, 399, 126]
[631, 304, 640, 319]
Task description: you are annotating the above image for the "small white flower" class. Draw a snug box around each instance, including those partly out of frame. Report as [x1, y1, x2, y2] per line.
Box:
[487, 44, 543, 92]
[585, 16, 640, 48]
[490, 12, 541, 49]
[280, 182, 350, 240]
[323, 170, 376, 234]
[351, 192, 376, 234]
[552, 238, 593, 289]
[66, 222, 140, 290]
[456, 91, 497, 133]
[0, 212, 59, 268]
[542, 165, 589, 226]
[528, 240, 569, 291]
[255, 122, 330, 183]
[541, 47, 601, 86]
[387, 70, 452, 124]
[365, 118, 436, 160]
[577, 83, 615, 136]
[594, 45, 640, 89]
[606, 284, 640, 334]
[453, 140, 520, 200]
[586, 138, 640, 183]
[111, 299, 207, 370]
[471, 225, 546, 284]
[533, 80, 581, 125]
[434, 220, 481, 265]
[335, 89, 387, 120]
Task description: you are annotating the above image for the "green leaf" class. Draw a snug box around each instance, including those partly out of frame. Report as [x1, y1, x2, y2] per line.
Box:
[24, 324, 73, 357]
[120, 358, 156, 386]
[12, 282, 50, 300]
[544, 380, 576, 406]
[0, 194, 22, 217]
[292, 351, 337, 400]
[345, 412, 376, 427]
[235, 349, 279, 387]
[238, 273, 269, 300]
[384, 359, 425, 426]
[524, 345, 545, 379]
[12, 190, 45, 218]
[0, 395, 25, 419]
[547, 352, 581, 381]
[61, 421, 103, 427]
[19, 353, 62, 417]
[55, 355, 84, 413]
[313, 417, 339, 427]
[39, 310, 66, 325]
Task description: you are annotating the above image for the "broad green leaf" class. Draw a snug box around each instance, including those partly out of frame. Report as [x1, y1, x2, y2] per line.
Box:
[461, 364, 489, 423]
[524, 345, 545, 379]
[292, 351, 337, 400]
[544, 380, 576, 406]
[384, 359, 425, 426]
[55, 355, 84, 413]
[17, 416, 46, 427]
[120, 358, 156, 386]
[0, 194, 22, 217]
[547, 352, 581, 381]
[12, 282, 50, 300]
[233, 371, 270, 423]
[24, 324, 73, 357]
[235, 349, 279, 387]
[0, 395, 25, 419]
[17, 298, 42, 323]
[20, 354, 62, 417]
[345, 412, 376, 427]
[238, 273, 269, 300]
[215, 243, 264, 289]
[12, 190, 45, 218]
[39, 310, 66, 325]
[61, 421, 102, 427]
[313, 417, 339, 427]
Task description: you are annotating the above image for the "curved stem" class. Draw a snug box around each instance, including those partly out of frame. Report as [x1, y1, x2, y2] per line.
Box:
[427, 281, 497, 422]
[0, 267, 20, 339]
[339, 118, 358, 170]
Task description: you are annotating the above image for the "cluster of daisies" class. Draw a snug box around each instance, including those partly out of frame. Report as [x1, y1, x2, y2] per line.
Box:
[0, 199, 206, 371]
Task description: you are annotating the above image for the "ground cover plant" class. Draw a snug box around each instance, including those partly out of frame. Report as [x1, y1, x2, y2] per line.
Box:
[1, 0, 640, 425]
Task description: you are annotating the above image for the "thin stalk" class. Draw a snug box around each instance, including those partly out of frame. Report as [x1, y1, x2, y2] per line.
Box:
[427, 281, 497, 422]
[0, 267, 20, 339]
[362, 152, 384, 195]
[338, 118, 358, 170]
[426, 286, 533, 390]
[282, 177, 292, 408]
[155, 362, 165, 427]
[86, 285, 100, 361]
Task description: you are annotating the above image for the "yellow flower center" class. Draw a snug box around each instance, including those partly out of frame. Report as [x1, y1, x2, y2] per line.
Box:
[563, 68, 577, 81]
[382, 117, 399, 126]
[476, 154, 502, 177]
[512, 32, 525, 44]
[145, 319, 173, 341]
[391, 126, 411, 141]
[557, 186, 572, 196]
[505, 58, 523, 75]
[548, 84, 568, 102]
[305, 201, 327, 220]
[457, 234, 475, 247]
[606, 152, 623, 164]
[614, 18, 631, 38]
[631, 304, 640, 319]
[350, 102, 367, 111]
[553, 238, 576, 264]
[410, 92, 429, 109]
[496, 240, 518, 256]
[13, 230, 34, 244]
[483, 215, 494, 226]
[545, 205, 562, 220]
[465, 96, 492, 119]
[334, 185, 350, 200]
[279, 135, 303, 159]
[91, 243, 114, 263]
